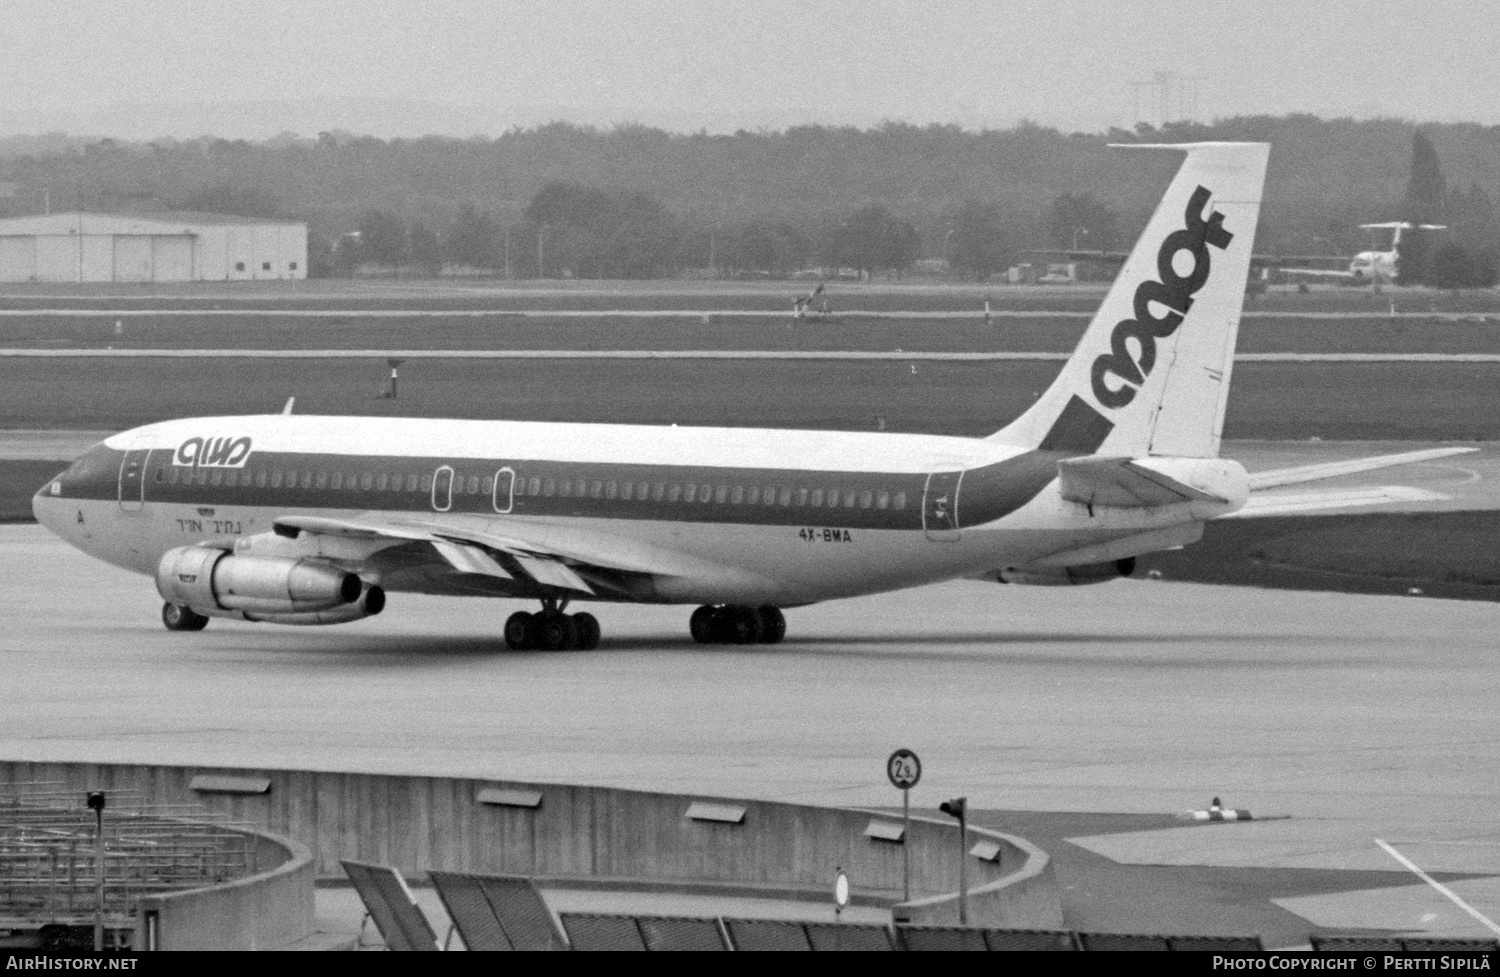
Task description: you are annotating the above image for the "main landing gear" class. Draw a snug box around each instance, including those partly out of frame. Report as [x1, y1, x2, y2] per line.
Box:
[162, 602, 209, 632]
[690, 605, 786, 645]
[504, 598, 600, 651]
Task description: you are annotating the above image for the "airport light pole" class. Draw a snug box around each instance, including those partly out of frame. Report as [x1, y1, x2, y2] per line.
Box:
[939, 796, 968, 926]
[87, 791, 106, 951]
[537, 223, 550, 279]
[1072, 227, 1089, 251]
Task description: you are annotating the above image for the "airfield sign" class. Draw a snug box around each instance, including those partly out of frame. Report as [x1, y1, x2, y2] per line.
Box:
[886, 749, 921, 903]
[887, 748, 921, 789]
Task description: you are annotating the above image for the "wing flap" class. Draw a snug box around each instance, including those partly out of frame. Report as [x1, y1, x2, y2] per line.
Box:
[1057, 456, 1226, 508]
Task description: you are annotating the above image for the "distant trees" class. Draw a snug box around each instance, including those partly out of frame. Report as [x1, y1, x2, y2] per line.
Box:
[1048, 192, 1120, 253]
[947, 201, 1014, 281]
[444, 205, 502, 269]
[523, 181, 680, 278]
[720, 221, 808, 276]
[825, 205, 920, 278]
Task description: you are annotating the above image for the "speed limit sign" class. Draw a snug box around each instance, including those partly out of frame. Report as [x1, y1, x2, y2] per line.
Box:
[887, 748, 921, 790]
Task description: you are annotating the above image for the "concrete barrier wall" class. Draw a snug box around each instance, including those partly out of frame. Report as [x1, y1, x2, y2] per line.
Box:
[135, 831, 314, 951]
[1, 760, 1061, 930]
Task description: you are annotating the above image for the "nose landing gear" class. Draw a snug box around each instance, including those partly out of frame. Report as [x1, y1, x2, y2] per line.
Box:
[690, 605, 786, 645]
[504, 598, 600, 651]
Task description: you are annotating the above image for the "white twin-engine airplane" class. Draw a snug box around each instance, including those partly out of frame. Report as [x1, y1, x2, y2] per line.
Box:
[33, 143, 1473, 649]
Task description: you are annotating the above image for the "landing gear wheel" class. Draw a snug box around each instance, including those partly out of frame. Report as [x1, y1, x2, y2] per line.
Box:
[690, 605, 716, 644]
[162, 602, 209, 632]
[572, 612, 600, 650]
[722, 607, 764, 645]
[538, 612, 577, 651]
[504, 611, 533, 650]
[756, 606, 786, 644]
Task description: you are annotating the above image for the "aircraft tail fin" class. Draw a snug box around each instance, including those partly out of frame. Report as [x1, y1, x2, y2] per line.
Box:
[989, 142, 1269, 459]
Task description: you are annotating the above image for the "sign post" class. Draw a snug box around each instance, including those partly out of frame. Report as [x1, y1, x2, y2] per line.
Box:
[886, 748, 921, 903]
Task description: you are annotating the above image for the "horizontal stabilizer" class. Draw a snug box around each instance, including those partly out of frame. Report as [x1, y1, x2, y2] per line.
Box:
[1057, 456, 1237, 508]
[1247, 447, 1476, 490]
[1225, 485, 1449, 518]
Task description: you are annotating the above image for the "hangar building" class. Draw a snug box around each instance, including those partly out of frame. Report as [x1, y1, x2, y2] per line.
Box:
[0, 211, 308, 282]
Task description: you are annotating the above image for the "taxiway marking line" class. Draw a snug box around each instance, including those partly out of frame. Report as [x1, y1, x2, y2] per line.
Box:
[1375, 838, 1500, 937]
[5, 349, 1500, 363]
[0, 308, 1497, 322]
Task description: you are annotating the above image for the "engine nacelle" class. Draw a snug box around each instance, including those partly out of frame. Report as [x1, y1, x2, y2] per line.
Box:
[993, 557, 1135, 587]
[156, 546, 361, 615]
[246, 584, 386, 626]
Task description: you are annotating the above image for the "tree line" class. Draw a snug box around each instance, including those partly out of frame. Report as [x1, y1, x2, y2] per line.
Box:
[1, 115, 1497, 284]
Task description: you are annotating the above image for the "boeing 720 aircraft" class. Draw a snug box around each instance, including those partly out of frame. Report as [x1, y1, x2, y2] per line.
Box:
[32, 143, 1472, 649]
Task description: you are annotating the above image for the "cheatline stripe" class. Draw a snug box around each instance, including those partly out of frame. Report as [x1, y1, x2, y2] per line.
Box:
[5, 349, 1500, 363]
[0, 308, 1497, 321]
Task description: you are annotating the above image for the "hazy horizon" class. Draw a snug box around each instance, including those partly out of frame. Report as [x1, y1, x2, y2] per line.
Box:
[5, 0, 1498, 141]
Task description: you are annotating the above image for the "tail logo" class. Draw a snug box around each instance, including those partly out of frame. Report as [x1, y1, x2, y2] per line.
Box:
[1090, 185, 1234, 409]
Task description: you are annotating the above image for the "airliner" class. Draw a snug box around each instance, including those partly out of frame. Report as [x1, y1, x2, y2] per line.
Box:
[1281, 221, 1448, 286]
[32, 143, 1472, 650]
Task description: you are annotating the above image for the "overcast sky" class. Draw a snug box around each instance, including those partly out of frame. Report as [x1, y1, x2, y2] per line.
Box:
[4, 0, 1496, 138]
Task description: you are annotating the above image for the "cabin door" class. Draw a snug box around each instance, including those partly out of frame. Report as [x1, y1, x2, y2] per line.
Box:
[118, 449, 150, 512]
[922, 469, 963, 541]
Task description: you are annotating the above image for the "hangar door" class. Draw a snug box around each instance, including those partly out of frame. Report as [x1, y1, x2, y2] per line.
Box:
[0, 237, 36, 281]
[113, 236, 154, 281]
[151, 236, 193, 281]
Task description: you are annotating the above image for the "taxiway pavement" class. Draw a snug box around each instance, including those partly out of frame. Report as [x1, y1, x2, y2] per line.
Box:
[3, 523, 1499, 938]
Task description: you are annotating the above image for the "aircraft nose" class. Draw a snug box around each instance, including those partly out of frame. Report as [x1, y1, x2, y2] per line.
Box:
[32, 478, 67, 536]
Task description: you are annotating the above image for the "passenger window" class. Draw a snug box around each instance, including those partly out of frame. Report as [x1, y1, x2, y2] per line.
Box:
[406, 474, 419, 492]
[529, 477, 541, 496]
[467, 476, 479, 494]
[270, 470, 283, 488]
[794, 487, 807, 506]
[620, 481, 632, 500]
[559, 479, 571, 497]
[376, 473, 388, 491]
[544, 478, 556, 496]
[331, 472, 343, 490]
[590, 480, 602, 499]
[810, 488, 823, 506]
[196, 469, 209, 485]
[256, 470, 267, 488]
[575, 478, 588, 497]
[361, 473, 374, 491]
[700, 484, 712, 502]
[345, 473, 356, 490]
[668, 484, 682, 502]
[169, 467, 180, 485]
[763, 485, 776, 505]
[877, 489, 889, 509]
[606, 480, 618, 500]
[731, 485, 743, 504]
[482, 476, 494, 494]
[638, 481, 649, 500]
[778, 487, 791, 506]
[894, 491, 907, 510]
[420, 474, 432, 491]
[652, 482, 664, 501]
[860, 490, 873, 509]
[827, 490, 840, 508]
[844, 489, 857, 507]
[684, 484, 697, 503]
[715, 485, 728, 504]
[315, 472, 329, 489]
[747, 486, 760, 504]
[154, 466, 165, 483]
[214, 470, 227, 487]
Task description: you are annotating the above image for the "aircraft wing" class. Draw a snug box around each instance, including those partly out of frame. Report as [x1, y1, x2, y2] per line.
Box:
[1223, 446, 1477, 518]
[270, 512, 708, 599]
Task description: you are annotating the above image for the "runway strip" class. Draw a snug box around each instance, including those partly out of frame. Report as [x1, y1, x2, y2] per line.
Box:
[5, 348, 1500, 362]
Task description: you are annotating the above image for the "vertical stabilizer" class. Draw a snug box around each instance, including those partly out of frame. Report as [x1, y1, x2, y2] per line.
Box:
[991, 142, 1268, 459]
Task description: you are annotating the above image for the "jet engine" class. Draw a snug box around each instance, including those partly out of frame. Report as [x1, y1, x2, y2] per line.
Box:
[245, 583, 386, 626]
[156, 546, 362, 616]
[993, 557, 1136, 586]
